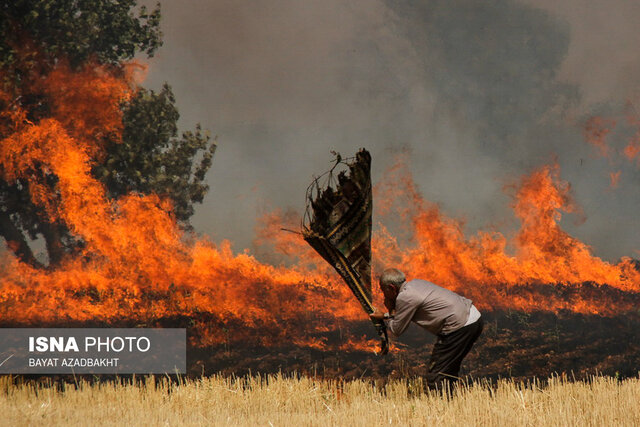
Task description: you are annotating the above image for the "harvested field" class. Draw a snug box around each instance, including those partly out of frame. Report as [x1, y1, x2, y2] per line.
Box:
[2, 374, 640, 426]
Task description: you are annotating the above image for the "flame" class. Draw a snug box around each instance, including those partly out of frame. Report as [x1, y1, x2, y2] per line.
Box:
[625, 103, 640, 164]
[261, 154, 640, 318]
[609, 171, 621, 188]
[584, 111, 640, 168]
[1, 61, 639, 357]
[584, 117, 616, 158]
[624, 139, 640, 163]
[0, 62, 365, 350]
[372, 156, 640, 314]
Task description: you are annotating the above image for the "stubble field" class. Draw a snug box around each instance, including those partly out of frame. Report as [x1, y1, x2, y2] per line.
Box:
[2, 374, 640, 426]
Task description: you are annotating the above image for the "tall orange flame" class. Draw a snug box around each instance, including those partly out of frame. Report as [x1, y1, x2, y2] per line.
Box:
[0, 62, 638, 356]
[371, 155, 640, 314]
[0, 63, 363, 350]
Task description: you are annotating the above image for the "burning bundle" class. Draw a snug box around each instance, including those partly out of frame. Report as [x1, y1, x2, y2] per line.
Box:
[301, 149, 389, 354]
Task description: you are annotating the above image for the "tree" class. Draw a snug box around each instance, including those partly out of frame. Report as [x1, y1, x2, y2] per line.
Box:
[0, 0, 216, 268]
[95, 84, 215, 226]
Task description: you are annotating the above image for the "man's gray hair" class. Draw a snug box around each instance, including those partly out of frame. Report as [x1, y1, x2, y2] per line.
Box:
[379, 268, 406, 289]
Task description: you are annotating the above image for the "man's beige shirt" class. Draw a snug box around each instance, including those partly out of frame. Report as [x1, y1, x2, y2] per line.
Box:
[385, 279, 474, 337]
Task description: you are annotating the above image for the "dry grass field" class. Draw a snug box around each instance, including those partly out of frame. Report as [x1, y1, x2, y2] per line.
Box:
[2, 374, 640, 426]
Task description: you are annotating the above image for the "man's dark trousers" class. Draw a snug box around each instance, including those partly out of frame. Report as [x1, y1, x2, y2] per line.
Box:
[427, 318, 483, 389]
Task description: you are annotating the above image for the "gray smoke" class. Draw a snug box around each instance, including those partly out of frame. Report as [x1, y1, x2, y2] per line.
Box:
[141, 0, 640, 261]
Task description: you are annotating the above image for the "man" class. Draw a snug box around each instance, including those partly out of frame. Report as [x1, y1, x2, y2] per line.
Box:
[370, 268, 483, 389]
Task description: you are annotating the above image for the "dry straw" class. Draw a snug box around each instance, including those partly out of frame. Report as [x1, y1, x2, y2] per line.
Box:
[1, 373, 639, 426]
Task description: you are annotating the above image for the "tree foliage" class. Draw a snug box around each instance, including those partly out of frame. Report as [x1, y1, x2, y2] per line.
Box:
[0, 0, 216, 268]
[1, 0, 161, 68]
[95, 84, 215, 225]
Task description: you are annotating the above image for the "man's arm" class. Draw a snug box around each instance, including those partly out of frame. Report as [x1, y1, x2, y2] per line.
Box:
[370, 298, 418, 338]
[370, 308, 394, 320]
[385, 297, 418, 337]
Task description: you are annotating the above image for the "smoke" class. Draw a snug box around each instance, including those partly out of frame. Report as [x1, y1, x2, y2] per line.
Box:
[141, 0, 640, 261]
[1, 57, 638, 347]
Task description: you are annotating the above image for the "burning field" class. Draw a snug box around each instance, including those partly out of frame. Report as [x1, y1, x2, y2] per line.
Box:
[1, 60, 640, 381]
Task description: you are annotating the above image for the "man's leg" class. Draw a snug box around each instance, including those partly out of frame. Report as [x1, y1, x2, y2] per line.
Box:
[426, 318, 483, 390]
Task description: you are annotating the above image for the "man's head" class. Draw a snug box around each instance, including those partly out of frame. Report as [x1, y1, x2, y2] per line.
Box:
[379, 268, 406, 311]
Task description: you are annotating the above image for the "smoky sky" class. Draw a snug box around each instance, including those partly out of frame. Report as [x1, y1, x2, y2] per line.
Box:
[140, 0, 640, 262]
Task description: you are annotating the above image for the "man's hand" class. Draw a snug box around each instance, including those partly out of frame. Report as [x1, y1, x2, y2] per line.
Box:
[369, 307, 386, 321]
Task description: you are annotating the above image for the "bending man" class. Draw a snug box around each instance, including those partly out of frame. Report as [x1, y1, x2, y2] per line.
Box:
[370, 268, 483, 389]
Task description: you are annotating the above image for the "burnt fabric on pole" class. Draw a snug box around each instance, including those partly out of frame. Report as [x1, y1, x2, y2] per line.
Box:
[302, 149, 388, 354]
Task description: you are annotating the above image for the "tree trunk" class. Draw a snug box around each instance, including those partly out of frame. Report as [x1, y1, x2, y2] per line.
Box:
[0, 211, 44, 269]
[40, 221, 65, 266]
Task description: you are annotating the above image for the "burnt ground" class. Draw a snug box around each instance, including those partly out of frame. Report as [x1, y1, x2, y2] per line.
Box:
[188, 310, 640, 382]
[3, 308, 640, 384]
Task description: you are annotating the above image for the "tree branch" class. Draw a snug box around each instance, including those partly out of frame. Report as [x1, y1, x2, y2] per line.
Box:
[40, 221, 65, 266]
[0, 210, 44, 269]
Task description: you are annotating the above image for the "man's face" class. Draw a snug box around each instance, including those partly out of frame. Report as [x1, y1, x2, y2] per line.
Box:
[381, 283, 398, 311]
